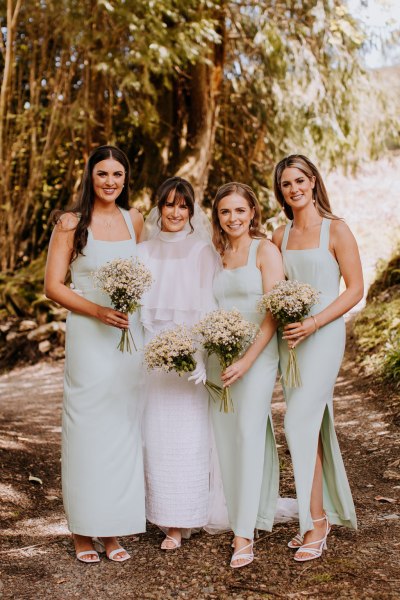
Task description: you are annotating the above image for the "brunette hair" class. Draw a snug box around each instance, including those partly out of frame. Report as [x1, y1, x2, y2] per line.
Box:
[156, 176, 195, 234]
[273, 154, 339, 221]
[52, 145, 130, 261]
[211, 182, 266, 255]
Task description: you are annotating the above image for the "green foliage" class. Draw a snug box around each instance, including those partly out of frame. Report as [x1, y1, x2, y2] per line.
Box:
[0, 0, 397, 269]
[354, 245, 400, 388]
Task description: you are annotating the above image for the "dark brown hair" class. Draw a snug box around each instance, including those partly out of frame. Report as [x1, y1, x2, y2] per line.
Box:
[52, 145, 130, 261]
[211, 182, 266, 255]
[156, 176, 195, 233]
[273, 154, 339, 220]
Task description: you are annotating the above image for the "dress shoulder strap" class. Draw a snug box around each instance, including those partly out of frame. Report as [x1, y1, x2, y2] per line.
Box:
[119, 207, 136, 241]
[319, 218, 331, 250]
[281, 221, 292, 252]
[248, 238, 264, 267]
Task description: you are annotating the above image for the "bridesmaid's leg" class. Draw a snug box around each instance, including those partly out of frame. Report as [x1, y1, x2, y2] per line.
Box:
[295, 436, 330, 560]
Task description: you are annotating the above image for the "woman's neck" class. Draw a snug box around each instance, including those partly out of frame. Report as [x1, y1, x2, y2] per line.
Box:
[93, 198, 118, 214]
[292, 205, 322, 230]
[227, 233, 252, 253]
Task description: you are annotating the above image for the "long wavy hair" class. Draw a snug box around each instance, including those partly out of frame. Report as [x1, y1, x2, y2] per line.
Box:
[211, 182, 266, 256]
[156, 176, 195, 234]
[273, 154, 339, 221]
[52, 145, 130, 261]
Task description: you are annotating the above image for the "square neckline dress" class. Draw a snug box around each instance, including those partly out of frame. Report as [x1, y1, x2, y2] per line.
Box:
[209, 239, 280, 538]
[62, 207, 145, 536]
[279, 217, 357, 535]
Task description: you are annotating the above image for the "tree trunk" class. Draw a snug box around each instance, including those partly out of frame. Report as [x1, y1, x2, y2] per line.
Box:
[174, 24, 225, 203]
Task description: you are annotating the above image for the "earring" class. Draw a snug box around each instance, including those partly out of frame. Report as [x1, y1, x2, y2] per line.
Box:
[249, 219, 254, 228]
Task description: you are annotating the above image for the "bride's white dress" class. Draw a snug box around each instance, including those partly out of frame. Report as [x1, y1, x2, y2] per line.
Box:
[138, 229, 223, 528]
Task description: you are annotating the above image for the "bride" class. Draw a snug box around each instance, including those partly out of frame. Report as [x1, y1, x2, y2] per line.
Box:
[137, 176, 224, 549]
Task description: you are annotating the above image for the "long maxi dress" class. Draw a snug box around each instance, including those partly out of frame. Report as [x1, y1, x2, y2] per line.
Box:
[62, 207, 146, 536]
[279, 218, 357, 536]
[209, 239, 280, 540]
[137, 230, 222, 530]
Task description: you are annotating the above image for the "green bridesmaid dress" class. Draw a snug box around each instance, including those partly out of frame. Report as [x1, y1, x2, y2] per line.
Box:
[279, 218, 357, 535]
[209, 239, 280, 539]
[62, 207, 146, 536]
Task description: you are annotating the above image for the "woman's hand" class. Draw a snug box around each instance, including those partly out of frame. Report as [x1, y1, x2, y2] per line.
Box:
[221, 357, 251, 387]
[95, 306, 129, 329]
[282, 317, 317, 349]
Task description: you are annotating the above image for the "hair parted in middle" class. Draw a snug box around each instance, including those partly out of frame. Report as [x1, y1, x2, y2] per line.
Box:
[211, 182, 266, 255]
[273, 154, 340, 221]
[156, 176, 195, 234]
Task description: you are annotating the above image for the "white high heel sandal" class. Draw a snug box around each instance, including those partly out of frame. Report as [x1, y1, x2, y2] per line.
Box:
[293, 515, 331, 562]
[230, 540, 254, 569]
[92, 537, 131, 562]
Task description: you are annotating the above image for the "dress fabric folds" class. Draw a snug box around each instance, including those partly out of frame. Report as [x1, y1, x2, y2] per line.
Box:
[279, 218, 357, 535]
[62, 207, 146, 536]
[209, 239, 280, 539]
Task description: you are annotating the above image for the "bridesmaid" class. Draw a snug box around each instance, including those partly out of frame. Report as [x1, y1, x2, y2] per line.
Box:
[45, 146, 145, 563]
[209, 182, 285, 568]
[272, 154, 363, 562]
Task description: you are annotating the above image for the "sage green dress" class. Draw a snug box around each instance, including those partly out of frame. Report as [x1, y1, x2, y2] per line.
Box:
[209, 239, 280, 539]
[279, 218, 357, 535]
[62, 207, 146, 536]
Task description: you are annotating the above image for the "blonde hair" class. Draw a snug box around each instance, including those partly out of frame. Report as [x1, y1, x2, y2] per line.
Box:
[211, 182, 266, 256]
[273, 154, 340, 221]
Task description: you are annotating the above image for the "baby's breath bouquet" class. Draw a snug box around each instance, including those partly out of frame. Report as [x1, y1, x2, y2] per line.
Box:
[194, 309, 259, 412]
[144, 326, 197, 375]
[257, 280, 319, 387]
[93, 257, 153, 353]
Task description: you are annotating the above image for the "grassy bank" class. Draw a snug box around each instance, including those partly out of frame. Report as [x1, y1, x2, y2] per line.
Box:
[354, 245, 400, 391]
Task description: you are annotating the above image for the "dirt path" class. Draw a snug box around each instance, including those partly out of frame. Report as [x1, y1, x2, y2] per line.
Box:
[0, 325, 399, 600]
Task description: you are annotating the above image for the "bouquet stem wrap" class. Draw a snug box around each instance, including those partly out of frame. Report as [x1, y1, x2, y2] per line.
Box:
[257, 280, 320, 389]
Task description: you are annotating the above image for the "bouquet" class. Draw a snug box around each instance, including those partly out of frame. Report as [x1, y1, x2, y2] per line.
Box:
[93, 257, 153, 353]
[257, 280, 319, 387]
[194, 308, 259, 412]
[144, 326, 197, 375]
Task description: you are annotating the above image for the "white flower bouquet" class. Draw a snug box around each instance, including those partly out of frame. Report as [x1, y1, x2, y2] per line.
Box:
[93, 256, 153, 353]
[194, 308, 259, 413]
[257, 280, 319, 387]
[144, 326, 197, 375]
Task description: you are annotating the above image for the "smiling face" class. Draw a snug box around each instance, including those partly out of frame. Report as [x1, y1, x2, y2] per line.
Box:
[160, 190, 190, 232]
[280, 167, 315, 211]
[217, 193, 255, 240]
[92, 158, 126, 204]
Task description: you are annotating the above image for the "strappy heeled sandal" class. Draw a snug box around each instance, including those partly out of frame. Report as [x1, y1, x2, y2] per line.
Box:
[93, 537, 131, 562]
[288, 533, 304, 549]
[161, 534, 181, 551]
[72, 534, 100, 564]
[76, 549, 100, 564]
[294, 515, 331, 562]
[230, 540, 254, 569]
[288, 514, 326, 549]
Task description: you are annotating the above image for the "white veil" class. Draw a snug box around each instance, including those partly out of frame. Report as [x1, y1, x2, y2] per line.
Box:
[141, 203, 214, 244]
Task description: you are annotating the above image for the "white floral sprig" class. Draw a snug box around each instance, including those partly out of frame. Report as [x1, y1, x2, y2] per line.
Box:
[257, 280, 319, 387]
[194, 309, 259, 412]
[93, 256, 153, 352]
[144, 326, 197, 375]
[257, 280, 319, 325]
